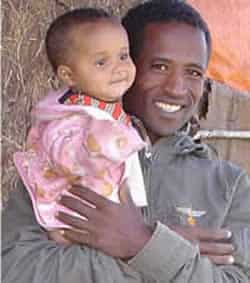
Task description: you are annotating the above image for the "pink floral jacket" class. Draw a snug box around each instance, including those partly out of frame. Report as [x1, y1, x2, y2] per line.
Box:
[14, 89, 147, 230]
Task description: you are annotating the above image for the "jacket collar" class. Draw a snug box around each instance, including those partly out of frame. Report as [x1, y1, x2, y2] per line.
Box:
[131, 116, 212, 159]
[60, 89, 131, 125]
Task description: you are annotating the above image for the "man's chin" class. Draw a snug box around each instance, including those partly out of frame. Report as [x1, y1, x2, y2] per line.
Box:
[146, 127, 177, 143]
[152, 125, 187, 140]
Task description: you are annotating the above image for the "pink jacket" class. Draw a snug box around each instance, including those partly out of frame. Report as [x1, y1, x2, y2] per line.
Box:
[14, 89, 147, 230]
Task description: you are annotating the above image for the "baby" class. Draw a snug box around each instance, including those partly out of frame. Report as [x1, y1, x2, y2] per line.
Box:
[14, 8, 147, 231]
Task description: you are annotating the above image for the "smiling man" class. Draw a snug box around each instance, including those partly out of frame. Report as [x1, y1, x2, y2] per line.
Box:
[123, 21, 208, 142]
[2, 1, 250, 283]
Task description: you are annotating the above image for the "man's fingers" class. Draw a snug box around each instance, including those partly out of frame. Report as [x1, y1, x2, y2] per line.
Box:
[58, 194, 99, 219]
[169, 225, 191, 241]
[204, 254, 235, 265]
[68, 186, 111, 209]
[56, 211, 95, 232]
[169, 225, 231, 242]
[191, 227, 231, 241]
[199, 242, 235, 255]
[119, 179, 134, 206]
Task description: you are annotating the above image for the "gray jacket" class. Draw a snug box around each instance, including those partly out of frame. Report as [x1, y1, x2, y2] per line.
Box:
[2, 132, 250, 282]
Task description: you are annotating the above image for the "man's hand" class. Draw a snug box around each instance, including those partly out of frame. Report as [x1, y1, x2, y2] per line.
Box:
[56, 181, 153, 259]
[169, 225, 235, 265]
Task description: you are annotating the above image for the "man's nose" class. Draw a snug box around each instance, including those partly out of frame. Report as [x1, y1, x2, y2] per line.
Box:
[163, 70, 187, 96]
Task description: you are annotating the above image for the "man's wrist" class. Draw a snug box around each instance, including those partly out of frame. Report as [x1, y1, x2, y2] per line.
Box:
[127, 222, 198, 280]
[123, 223, 155, 261]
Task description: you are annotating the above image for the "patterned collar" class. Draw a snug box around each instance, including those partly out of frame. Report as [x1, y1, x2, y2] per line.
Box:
[60, 89, 131, 126]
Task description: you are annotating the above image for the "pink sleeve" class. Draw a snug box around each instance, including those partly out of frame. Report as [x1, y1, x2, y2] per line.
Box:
[40, 114, 90, 176]
[42, 114, 145, 176]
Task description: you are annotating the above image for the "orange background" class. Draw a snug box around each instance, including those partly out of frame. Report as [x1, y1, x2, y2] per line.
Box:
[188, 0, 250, 92]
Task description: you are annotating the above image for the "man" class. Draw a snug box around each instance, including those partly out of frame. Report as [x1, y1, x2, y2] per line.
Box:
[3, 1, 250, 282]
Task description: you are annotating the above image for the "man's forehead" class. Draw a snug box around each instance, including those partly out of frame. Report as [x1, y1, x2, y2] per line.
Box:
[141, 21, 208, 68]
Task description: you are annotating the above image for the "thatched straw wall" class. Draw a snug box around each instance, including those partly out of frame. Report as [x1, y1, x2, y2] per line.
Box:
[1, 0, 139, 206]
[199, 82, 250, 173]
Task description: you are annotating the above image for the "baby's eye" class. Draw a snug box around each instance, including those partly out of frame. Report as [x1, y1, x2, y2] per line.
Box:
[151, 63, 169, 72]
[120, 53, 129, 61]
[95, 58, 107, 67]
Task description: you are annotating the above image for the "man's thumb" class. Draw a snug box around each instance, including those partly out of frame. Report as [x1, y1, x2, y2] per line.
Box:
[119, 179, 134, 206]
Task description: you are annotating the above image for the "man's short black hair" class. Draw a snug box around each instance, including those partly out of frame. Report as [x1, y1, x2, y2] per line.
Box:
[45, 8, 112, 73]
[122, 0, 212, 62]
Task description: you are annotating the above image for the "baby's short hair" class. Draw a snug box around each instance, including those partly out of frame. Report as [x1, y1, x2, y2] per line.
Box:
[45, 8, 112, 73]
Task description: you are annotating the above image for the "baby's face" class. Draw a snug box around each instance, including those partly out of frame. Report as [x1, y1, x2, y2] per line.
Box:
[66, 20, 136, 102]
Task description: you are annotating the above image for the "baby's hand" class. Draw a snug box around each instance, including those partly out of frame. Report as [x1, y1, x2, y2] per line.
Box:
[48, 229, 72, 246]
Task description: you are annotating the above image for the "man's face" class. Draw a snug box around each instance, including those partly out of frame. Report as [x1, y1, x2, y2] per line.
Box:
[125, 22, 208, 143]
[64, 21, 136, 102]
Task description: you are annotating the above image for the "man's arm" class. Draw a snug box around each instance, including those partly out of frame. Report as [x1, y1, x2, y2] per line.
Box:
[129, 222, 249, 282]
[3, 178, 249, 283]
[2, 181, 144, 283]
[57, 177, 250, 282]
[129, 171, 250, 282]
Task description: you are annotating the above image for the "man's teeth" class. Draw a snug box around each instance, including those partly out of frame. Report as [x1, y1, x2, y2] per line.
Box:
[155, 102, 181, 113]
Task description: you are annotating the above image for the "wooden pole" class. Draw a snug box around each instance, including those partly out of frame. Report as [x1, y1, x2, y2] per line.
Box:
[194, 130, 250, 140]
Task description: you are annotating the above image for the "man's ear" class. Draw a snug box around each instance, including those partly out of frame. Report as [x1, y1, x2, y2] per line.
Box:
[198, 77, 213, 120]
[57, 65, 75, 87]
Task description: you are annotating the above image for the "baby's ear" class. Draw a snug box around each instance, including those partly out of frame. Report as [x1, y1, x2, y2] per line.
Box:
[57, 65, 75, 87]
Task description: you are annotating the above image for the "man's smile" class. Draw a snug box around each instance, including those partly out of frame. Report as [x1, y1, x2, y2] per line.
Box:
[155, 101, 182, 113]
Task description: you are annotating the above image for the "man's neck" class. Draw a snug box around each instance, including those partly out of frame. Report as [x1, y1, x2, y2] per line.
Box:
[147, 131, 160, 145]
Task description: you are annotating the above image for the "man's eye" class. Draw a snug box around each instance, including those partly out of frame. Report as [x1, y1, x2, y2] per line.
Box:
[95, 59, 107, 67]
[120, 53, 129, 61]
[152, 64, 168, 72]
[188, 69, 203, 78]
